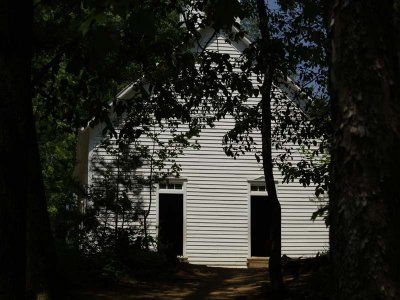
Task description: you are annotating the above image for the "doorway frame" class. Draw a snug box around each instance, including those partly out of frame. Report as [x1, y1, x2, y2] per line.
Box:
[157, 179, 187, 257]
[247, 180, 269, 258]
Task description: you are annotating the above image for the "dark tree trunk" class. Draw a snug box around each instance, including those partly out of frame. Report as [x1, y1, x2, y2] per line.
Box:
[26, 126, 60, 300]
[0, 3, 32, 298]
[0, 2, 59, 299]
[26, 117, 60, 298]
[256, 0, 284, 296]
[329, 1, 400, 299]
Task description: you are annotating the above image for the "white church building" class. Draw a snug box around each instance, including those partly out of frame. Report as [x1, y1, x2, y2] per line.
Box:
[75, 26, 329, 268]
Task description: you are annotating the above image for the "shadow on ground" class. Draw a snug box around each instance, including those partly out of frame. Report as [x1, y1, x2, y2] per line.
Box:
[73, 255, 332, 300]
[77, 264, 268, 299]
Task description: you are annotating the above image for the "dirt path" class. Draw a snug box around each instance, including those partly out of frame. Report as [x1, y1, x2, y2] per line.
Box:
[78, 265, 269, 299]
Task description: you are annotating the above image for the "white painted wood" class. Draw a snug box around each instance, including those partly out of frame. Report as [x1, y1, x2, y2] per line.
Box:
[86, 28, 329, 268]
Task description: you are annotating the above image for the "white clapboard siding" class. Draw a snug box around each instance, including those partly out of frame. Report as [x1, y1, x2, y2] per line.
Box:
[86, 28, 329, 268]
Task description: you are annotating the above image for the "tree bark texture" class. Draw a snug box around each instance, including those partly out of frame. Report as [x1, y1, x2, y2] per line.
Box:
[256, 0, 284, 295]
[0, 2, 59, 299]
[329, 1, 400, 299]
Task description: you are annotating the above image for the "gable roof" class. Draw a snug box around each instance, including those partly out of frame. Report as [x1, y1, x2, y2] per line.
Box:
[116, 25, 306, 111]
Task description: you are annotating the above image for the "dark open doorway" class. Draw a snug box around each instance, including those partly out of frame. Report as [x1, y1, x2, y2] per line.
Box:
[158, 193, 183, 256]
[251, 195, 272, 257]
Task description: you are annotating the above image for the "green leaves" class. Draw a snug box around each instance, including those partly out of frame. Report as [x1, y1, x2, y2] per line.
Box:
[78, 12, 107, 36]
[276, 0, 296, 11]
[205, 0, 244, 30]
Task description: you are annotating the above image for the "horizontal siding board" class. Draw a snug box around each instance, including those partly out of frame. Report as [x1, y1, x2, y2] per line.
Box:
[187, 202, 247, 207]
[189, 260, 246, 266]
[187, 217, 248, 222]
[186, 253, 248, 257]
[187, 222, 247, 227]
[186, 244, 248, 249]
[185, 196, 247, 201]
[186, 210, 247, 215]
[187, 235, 248, 239]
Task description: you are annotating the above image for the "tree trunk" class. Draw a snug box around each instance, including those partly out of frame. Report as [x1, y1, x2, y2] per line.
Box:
[0, 2, 59, 299]
[26, 111, 60, 300]
[256, 0, 284, 296]
[0, 3, 32, 298]
[329, 1, 400, 299]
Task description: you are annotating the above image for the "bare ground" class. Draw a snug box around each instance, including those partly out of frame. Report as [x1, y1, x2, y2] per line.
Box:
[76, 264, 269, 299]
[72, 256, 331, 300]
